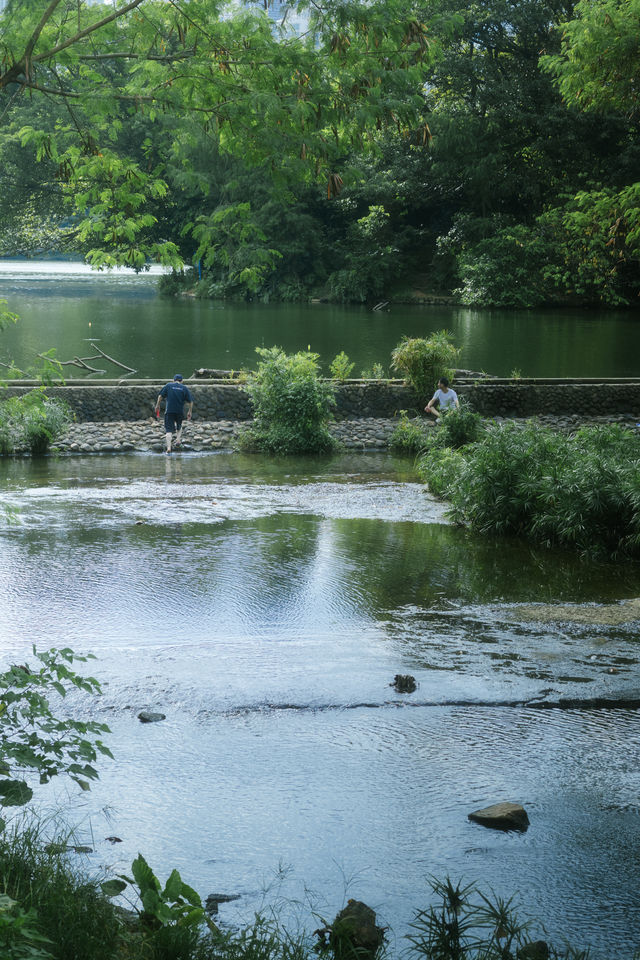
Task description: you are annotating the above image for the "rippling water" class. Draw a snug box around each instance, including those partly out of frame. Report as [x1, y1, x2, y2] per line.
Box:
[1, 452, 640, 958]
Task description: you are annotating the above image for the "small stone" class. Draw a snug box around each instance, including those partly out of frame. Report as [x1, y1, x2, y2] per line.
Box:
[468, 801, 529, 832]
[138, 711, 166, 723]
[105, 836, 123, 844]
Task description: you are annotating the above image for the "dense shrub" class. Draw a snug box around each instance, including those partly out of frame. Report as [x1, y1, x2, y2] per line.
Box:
[237, 347, 337, 455]
[420, 421, 640, 557]
[390, 331, 460, 404]
[0, 390, 69, 456]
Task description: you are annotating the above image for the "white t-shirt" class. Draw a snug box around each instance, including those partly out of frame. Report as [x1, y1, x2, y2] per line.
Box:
[433, 387, 458, 410]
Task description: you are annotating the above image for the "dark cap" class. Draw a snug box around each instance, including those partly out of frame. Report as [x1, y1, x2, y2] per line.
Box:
[173, 374, 183, 381]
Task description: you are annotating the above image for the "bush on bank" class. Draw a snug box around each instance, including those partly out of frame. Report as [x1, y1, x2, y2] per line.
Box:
[419, 421, 640, 557]
[390, 332, 460, 405]
[236, 346, 337, 455]
[0, 390, 69, 456]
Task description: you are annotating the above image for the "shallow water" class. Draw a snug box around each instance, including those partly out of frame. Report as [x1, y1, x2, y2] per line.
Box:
[1, 452, 640, 957]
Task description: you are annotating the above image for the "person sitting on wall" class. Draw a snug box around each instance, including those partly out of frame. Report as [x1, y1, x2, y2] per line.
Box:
[155, 374, 193, 454]
[425, 376, 459, 419]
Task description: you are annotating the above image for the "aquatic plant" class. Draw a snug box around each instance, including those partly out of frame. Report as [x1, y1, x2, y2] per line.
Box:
[408, 877, 590, 959]
[389, 411, 430, 455]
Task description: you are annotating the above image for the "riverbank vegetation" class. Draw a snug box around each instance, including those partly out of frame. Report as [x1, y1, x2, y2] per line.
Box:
[1, 0, 639, 306]
[418, 420, 640, 558]
[236, 347, 337, 455]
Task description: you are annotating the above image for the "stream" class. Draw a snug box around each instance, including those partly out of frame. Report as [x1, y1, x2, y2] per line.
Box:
[1, 451, 639, 958]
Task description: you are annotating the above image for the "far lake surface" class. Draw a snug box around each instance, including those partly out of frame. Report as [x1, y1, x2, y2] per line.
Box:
[1, 262, 640, 958]
[1, 259, 640, 378]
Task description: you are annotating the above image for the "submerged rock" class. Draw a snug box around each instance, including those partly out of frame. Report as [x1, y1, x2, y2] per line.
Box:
[204, 893, 241, 915]
[391, 674, 417, 693]
[138, 711, 166, 723]
[468, 801, 530, 832]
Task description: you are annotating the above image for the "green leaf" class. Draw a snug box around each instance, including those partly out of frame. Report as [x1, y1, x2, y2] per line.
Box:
[0, 779, 33, 806]
[101, 879, 128, 897]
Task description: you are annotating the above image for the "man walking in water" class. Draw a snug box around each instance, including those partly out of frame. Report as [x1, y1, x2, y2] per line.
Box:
[155, 374, 193, 453]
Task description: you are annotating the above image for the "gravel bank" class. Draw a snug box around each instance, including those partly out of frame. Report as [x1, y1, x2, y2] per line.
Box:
[49, 417, 402, 453]
[43, 411, 640, 455]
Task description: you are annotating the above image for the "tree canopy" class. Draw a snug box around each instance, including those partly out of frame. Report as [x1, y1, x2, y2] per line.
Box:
[0, 0, 444, 268]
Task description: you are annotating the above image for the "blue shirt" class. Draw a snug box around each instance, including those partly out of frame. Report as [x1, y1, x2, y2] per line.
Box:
[160, 381, 193, 414]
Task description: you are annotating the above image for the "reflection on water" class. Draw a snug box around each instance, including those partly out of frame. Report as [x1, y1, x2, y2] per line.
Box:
[1, 452, 640, 959]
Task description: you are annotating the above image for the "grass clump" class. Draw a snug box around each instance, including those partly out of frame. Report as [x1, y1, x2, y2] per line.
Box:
[419, 420, 640, 557]
[390, 411, 430, 456]
[237, 347, 337, 456]
[390, 331, 460, 404]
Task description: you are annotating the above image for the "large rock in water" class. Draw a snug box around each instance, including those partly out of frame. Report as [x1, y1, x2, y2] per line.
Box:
[325, 900, 385, 960]
[468, 801, 530, 832]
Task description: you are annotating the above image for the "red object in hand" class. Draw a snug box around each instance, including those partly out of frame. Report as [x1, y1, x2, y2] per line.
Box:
[155, 407, 160, 419]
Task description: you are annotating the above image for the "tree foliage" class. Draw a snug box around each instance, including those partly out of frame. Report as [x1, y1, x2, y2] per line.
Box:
[0, 647, 112, 830]
[0, 0, 443, 270]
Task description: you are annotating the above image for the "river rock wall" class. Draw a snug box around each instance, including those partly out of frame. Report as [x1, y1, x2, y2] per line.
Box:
[4, 378, 640, 421]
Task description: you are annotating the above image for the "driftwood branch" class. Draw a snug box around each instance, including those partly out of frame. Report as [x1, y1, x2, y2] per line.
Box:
[37, 352, 105, 373]
[92, 345, 136, 374]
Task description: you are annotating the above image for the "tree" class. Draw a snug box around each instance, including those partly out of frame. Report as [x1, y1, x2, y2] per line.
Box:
[0, 0, 443, 269]
[538, 0, 640, 304]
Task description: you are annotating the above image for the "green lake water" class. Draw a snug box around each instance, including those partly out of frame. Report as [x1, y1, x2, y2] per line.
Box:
[1, 260, 640, 378]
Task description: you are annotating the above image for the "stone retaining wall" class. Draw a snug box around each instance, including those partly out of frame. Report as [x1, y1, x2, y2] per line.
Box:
[5, 378, 640, 421]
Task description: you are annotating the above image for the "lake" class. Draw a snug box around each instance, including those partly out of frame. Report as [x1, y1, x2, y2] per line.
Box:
[1, 259, 640, 378]
[1, 451, 640, 959]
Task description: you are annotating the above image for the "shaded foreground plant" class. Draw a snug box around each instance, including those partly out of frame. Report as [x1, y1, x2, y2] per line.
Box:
[419, 421, 640, 557]
[0, 389, 69, 456]
[237, 347, 337, 455]
[407, 877, 590, 959]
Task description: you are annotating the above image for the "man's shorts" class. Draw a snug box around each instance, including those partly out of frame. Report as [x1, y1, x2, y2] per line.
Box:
[164, 412, 183, 433]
